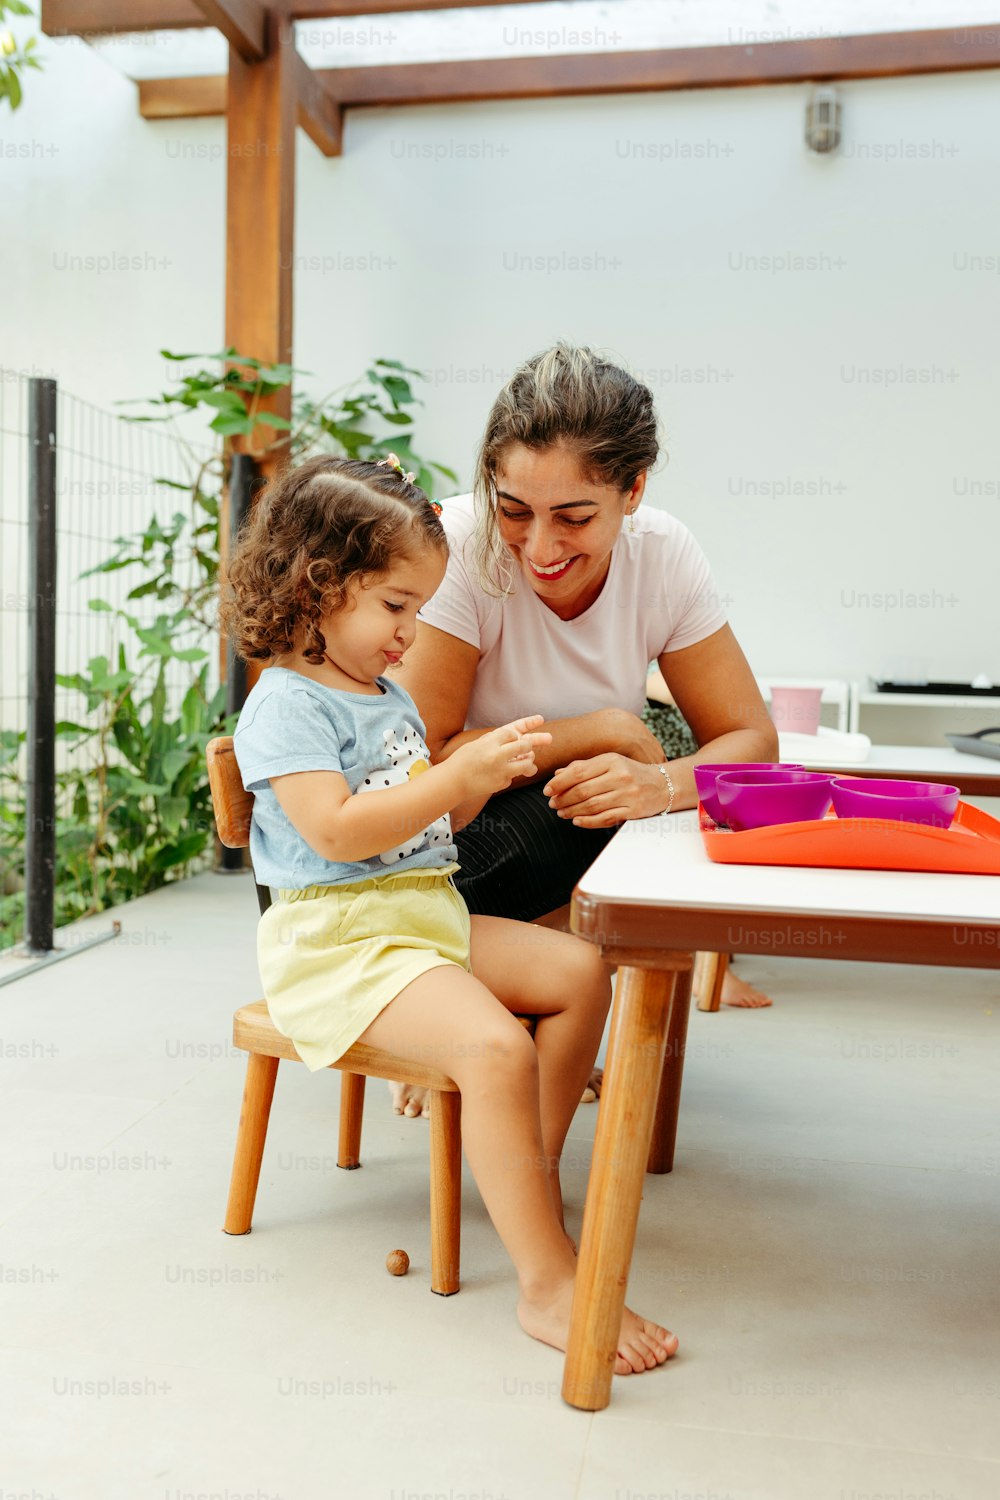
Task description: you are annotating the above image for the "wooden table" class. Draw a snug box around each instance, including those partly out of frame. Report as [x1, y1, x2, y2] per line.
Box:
[561, 809, 1000, 1411]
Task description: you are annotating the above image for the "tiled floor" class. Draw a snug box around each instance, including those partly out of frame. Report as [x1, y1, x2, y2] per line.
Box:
[2, 870, 998, 1499]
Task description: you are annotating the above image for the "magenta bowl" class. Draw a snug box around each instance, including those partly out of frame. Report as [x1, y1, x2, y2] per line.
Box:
[694, 762, 803, 826]
[830, 777, 959, 828]
[715, 769, 835, 831]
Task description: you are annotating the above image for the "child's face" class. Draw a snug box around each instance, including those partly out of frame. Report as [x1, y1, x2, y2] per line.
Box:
[321, 547, 447, 687]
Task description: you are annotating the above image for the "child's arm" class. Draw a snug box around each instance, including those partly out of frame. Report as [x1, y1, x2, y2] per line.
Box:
[271, 716, 551, 866]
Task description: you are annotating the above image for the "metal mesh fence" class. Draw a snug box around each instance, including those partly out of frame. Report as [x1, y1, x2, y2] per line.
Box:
[1, 371, 220, 952]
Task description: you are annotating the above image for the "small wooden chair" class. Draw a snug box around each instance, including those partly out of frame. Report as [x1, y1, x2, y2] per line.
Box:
[208, 735, 493, 1296]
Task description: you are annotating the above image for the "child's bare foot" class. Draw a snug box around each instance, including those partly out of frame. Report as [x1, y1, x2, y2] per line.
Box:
[387, 1080, 431, 1117]
[720, 971, 772, 1008]
[518, 1276, 678, 1375]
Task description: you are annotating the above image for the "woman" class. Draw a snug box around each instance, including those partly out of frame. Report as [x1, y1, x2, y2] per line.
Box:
[391, 344, 777, 1112]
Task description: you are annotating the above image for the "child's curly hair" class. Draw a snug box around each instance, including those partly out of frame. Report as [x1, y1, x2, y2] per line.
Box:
[220, 454, 447, 665]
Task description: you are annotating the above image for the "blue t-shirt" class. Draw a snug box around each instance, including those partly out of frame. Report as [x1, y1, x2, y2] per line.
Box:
[232, 667, 458, 890]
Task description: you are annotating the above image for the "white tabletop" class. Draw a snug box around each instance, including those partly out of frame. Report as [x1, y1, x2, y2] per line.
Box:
[809, 745, 1000, 779]
[576, 810, 1000, 925]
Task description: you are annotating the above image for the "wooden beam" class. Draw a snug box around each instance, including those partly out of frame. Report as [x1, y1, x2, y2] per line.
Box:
[139, 24, 1000, 123]
[319, 27, 1000, 104]
[140, 74, 226, 118]
[42, 0, 544, 37]
[295, 49, 342, 157]
[42, 0, 201, 32]
[139, 61, 341, 154]
[189, 0, 265, 62]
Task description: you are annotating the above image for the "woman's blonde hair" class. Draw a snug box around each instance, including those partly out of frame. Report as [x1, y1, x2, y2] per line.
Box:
[471, 343, 661, 596]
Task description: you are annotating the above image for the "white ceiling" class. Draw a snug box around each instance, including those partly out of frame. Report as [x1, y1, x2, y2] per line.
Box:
[83, 0, 1000, 82]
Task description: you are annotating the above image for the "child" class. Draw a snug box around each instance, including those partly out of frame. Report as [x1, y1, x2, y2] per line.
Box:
[222, 453, 678, 1376]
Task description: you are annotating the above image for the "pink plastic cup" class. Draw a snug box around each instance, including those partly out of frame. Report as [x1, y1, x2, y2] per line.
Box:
[769, 686, 823, 735]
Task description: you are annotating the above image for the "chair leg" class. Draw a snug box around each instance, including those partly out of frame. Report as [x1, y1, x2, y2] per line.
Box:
[429, 1089, 461, 1296]
[338, 1072, 366, 1170]
[224, 1052, 279, 1235]
[646, 962, 694, 1174]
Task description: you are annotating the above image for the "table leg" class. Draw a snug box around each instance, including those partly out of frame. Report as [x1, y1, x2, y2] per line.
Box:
[696, 951, 729, 1012]
[646, 961, 694, 1174]
[562, 961, 679, 1411]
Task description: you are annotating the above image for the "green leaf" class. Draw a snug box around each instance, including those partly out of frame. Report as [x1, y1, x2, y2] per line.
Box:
[157, 796, 188, 836]
[210, 412, 254, 437]
[87, 598, 114, 612]
[160, 748, 192, 786]
[202, 389, 247, 414]
[135, 628, 172, 657]
[107, 769, 168, 797]
[125, 579, 161, 601]
[151, 830, 208, 871]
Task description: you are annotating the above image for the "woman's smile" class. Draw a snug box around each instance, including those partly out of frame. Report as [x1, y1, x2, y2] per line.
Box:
[525, 555, 580, 580]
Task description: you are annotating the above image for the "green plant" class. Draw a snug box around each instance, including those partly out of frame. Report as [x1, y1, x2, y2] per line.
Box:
[0, 351, 458, 951]
[0, 2, 42, 111]
[126, 349, 458, 498]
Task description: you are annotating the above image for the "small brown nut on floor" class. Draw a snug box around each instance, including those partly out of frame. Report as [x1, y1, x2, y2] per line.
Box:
[386, 1249, 409, 1276]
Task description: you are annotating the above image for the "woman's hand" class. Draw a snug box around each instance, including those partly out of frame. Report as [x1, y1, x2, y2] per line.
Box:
[598, 707, 668, 766]
[449, 715, 553, 800]
[543, 754, 670, 828]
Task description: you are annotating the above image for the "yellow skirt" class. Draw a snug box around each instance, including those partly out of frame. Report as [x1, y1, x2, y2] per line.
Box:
[256, 863, 471, 1072]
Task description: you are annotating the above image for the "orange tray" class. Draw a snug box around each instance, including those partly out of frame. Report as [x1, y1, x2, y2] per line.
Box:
[700, 800, 1000, 875]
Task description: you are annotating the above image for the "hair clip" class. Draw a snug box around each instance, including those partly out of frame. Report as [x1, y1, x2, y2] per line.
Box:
[378, 451, 417, 486]
[429, 500, 443, 515]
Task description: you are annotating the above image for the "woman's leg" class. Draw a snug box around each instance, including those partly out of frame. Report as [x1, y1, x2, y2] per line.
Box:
[359, 964, 677, 1374]
[453, 783, 617, 922]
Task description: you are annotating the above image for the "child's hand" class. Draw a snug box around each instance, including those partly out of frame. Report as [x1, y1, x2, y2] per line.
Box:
[451, 715, 552, 798]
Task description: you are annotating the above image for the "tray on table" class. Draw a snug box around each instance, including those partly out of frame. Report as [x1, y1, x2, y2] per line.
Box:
[699, 801, 1000, 876]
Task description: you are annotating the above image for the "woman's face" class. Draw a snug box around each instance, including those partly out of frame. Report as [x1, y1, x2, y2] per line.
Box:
[494, 442, 646, 619]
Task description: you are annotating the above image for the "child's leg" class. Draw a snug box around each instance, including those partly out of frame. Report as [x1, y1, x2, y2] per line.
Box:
[358, 965, 676, 1375]
[467, 915, 612, 1221]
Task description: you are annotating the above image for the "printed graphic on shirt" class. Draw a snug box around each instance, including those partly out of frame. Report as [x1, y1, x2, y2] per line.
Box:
[355, 726, 453, 864]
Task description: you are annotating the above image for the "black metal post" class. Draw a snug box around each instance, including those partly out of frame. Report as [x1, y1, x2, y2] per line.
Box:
[219, 453, 257, 873]
[24, 378, 57, 953]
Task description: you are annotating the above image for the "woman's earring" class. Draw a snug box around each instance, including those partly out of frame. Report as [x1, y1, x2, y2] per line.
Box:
[627, 508, 636, 533]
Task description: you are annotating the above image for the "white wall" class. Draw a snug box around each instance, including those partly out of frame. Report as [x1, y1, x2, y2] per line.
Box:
[4, 33, 999, 688]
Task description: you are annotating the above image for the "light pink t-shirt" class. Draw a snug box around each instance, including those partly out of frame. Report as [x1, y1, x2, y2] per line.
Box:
[417, 494, 728, 730]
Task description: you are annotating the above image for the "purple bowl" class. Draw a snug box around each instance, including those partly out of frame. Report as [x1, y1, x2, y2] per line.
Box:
[715, 769, 835, 831]
[694, 762, 803, 826]
[830, 777, 959, 828]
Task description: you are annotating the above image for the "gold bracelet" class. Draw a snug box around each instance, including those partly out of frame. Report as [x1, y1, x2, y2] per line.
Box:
[655, 762, 676, 815]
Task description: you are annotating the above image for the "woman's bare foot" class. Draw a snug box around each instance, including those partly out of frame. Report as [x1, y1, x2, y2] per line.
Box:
[721, 970, 773, 1008]
[518, 1275, 678, 1375]
[581, 1066, 602, 1102]
[390, 1073, 599, 1115]
[387, 1080, 431, 1117]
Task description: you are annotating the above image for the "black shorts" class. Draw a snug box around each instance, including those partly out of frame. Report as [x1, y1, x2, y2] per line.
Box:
[453, 783, 617, 923]
[452, 701, 695, 923]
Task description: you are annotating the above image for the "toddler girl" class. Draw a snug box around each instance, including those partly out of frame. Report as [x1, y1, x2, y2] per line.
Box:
[222, 453, 678, 1376]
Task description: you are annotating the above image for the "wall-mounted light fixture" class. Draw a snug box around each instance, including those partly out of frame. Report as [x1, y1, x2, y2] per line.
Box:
[805, 85, 841, 153]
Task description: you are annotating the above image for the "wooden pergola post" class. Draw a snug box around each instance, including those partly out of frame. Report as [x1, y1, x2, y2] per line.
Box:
[225, 4, 294, 459]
